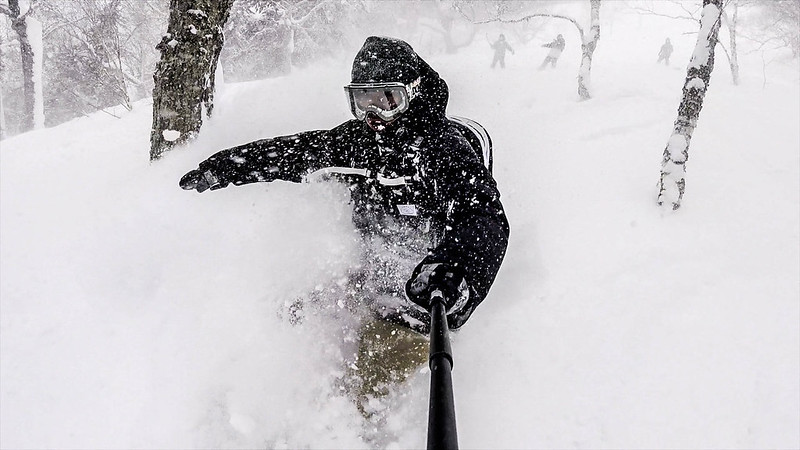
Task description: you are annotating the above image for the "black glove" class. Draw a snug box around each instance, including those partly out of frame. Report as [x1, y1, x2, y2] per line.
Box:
[405, 263, 469, 314]
[179, 169, 226, 192]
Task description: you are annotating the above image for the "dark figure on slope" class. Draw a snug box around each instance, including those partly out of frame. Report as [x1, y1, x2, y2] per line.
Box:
[490, 34, 515, 69]
[180, 36, 510, 411]
[658, 38, 673, 66]
[539, 34, 566, 70]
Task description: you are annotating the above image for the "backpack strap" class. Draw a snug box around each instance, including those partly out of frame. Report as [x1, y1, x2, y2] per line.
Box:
[447, 116, 493, 173]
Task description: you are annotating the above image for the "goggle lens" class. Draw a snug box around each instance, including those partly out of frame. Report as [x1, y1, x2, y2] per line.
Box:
[352, 88, 401, 111]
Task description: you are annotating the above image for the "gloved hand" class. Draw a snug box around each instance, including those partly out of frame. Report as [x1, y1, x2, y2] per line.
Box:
[405, 263, 469, 314]
[179, 169, 226, 193]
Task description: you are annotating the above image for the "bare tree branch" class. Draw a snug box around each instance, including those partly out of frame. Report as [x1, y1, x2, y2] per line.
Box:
[629, 4, 698, 23]
[677, 0, 702, 19]
[290, 0, 334, 26]
[42, 15, 91, 39]
[475, 13, 585, 39]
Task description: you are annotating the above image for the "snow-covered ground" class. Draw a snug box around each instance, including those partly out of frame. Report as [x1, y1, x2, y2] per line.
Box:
[2, 5, 798, 449]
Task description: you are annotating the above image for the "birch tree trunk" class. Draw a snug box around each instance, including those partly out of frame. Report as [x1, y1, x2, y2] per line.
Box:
[27, 15, 44, 129]
[150, 0, 234, 161]
[0, 33, 5, 140]
[723, 0, 740, 86]
[657, 0, 723, 210]
[577, 0, 601, 100]
[0, 84, 6, 140]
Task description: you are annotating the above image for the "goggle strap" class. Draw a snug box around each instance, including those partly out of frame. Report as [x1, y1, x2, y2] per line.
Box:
[406, 77, 421, 101]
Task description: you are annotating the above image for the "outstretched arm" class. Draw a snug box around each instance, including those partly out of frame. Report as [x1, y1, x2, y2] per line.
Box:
[180, 128, 342, 191]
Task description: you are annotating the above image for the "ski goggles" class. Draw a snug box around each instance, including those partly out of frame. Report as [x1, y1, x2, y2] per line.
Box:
[344, 78, 421, 121]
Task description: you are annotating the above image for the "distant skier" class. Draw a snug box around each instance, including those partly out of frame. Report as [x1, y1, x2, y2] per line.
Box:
[658, 38, 673, 66]
[539, 34, 566, 70]
[490, 34, 515, 69]
[180, 36, 509, 413]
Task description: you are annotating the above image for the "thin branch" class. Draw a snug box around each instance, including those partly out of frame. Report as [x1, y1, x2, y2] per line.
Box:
[717, 37, 731, 61]
[475, 13, 584, 38]
[629, 5, 698, 23]
[677, 0, 702, 19]
[63, 88, 122, 119]
[420, 21, 446, 36]
[43, 16, 91, 39]
[290, 0, 334, 27]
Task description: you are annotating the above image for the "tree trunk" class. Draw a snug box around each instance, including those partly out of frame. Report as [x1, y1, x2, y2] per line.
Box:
[8, 0, 36, 132]
[0, 84, 6, 140]
[657, 0, 723, 210]
[577, 0, 601, 100]
[0, 30, 5, 140]
[150, 0, 234, 161]
[27, 16, 44, 129]
[726, 1, 740, 86]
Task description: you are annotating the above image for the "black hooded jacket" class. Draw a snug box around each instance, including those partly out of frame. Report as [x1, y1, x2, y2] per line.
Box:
[189, 37, 509, 331]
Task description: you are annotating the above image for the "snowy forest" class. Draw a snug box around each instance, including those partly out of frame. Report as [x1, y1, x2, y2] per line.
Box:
[2, 0, 799, 449]
[1, 0, 797, 140]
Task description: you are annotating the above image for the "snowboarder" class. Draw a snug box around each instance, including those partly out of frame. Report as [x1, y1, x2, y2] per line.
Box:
[490, 34, 515, 69]
[539, 34, 566, 70]
[658, 38, 673, 66]
[180, 36, 509, 414]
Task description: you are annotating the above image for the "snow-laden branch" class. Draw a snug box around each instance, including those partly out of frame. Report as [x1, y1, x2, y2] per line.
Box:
[0, 0, 39, 23]
[17, 0, 39, 20]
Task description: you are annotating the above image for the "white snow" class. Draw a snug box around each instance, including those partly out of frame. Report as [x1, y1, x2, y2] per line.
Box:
[1, 6, 798, 450]
[666, 134, 689, 162]
[162, 129, 181, 141]
[689, 4, 721, 70]
[686, 76, 707, 91]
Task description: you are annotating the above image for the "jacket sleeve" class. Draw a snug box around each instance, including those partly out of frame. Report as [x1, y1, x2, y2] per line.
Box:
[195, 129, 340, 187]
[418, 130, 510, 327]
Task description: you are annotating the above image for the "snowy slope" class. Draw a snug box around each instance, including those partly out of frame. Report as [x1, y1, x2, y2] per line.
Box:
[2, 6, 798, 449]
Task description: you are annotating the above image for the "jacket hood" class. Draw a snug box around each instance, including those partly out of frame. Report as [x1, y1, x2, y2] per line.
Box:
[351, 36, 449, 131]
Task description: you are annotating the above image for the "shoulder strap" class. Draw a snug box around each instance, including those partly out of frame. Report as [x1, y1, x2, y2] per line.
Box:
[447, 116, 493, 173]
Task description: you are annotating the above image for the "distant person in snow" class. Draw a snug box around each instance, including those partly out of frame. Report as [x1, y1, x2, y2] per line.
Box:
[658, 38, 673, 66]
[490, 34, 515, 69]
[539, 34, 566, 70]
[180, 36, 509, 412]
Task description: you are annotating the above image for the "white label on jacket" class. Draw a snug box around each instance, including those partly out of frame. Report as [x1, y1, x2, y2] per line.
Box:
[397, 204, 419, 216]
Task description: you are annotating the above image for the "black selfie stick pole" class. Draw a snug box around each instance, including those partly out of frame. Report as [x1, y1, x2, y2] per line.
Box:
[427, 289, 458, 450]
